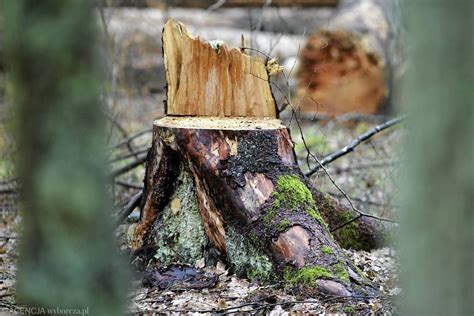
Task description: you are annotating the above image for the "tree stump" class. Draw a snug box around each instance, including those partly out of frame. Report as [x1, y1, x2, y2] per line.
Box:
[129, 19, 379, 296]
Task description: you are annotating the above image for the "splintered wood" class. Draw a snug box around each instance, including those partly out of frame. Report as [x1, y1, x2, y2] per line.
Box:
[163, 19, 277, 118]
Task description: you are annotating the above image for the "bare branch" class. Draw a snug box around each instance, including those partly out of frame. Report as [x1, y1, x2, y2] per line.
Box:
[305, 116, 405, 176]
[109, 148, 149, 163]
[109, 128, 153, 150]
[115, 180, 143, 190]
[116, 190, 143, 225]
[110, 155, 148, 178]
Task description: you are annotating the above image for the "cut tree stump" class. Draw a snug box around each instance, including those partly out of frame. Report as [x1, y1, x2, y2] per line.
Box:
[130, 19, 382, 297]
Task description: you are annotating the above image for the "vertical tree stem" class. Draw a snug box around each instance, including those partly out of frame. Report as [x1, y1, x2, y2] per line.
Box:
[2, 0, 129, 313]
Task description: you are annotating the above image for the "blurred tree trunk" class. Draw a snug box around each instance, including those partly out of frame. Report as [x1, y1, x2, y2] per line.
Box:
[400, 1, 473, 315]
[2, 0, 128, 313]
[106, 0, 338, 8]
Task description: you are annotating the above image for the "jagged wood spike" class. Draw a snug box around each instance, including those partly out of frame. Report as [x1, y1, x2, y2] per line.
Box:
[163, 18, 277, 118]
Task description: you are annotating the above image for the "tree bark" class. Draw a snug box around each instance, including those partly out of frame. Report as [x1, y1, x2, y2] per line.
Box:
[130, 117, 377, 296]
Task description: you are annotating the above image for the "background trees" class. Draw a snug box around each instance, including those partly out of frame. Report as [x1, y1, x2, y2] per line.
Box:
[399, 1, 473, 314]
[2, 0, 128, 313]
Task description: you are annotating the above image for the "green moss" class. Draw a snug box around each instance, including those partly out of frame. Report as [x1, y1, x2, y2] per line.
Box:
[294, 134, 329, 154]
[276, 219, 291, 231]
[248, 230, 258, 244]
[247, 268, 271, 281]
[262, 207, 276, 225]
[307, 207, 329, 230]
[225, 228, 273, 282]
[321, 245, 333, 255]
[273, 175, 314, 209]
[330, 208, 366, 250]
[353, 264, 365, 276]
[343, 306, 355, 314]
[333, 261, 350, 282]
[284, 266, 334, 287]
[266, 175, 329, 229]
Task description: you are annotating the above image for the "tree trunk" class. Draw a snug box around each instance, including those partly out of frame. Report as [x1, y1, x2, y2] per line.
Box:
[129, 18, 381, 296]
[399, 0, 473, 314]
[2, 0, 128, 313]
[107, 0, 338, 8]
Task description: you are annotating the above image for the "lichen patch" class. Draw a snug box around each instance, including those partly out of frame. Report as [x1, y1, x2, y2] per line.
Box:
[152, 167, 208, 265]
[225, 228, 273, 281]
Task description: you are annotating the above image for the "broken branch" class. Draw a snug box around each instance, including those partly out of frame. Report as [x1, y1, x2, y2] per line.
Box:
[305, 116, 405, 176]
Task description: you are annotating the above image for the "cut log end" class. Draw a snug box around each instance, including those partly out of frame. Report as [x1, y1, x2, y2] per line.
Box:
[296, 30, 387, 116]
[155, 116, 285, 130]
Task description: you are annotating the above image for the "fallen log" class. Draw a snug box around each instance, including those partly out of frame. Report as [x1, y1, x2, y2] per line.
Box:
[295, 0, 401, 116]
[129, 19, 381, 296]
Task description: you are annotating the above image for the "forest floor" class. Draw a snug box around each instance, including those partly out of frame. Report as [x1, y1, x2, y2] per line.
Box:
[0, 93, 403, 313]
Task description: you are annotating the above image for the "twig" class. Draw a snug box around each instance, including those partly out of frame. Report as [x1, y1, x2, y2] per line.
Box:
[255, 0, 272, 33]
[328, 160, 399, 174]
[0, 235, 19, 240]
[109, 148, 149, 163]
[279, 111, 394, 123]
[305, 116, 405, 176]
[247, 43, 398, 226]
[104, 110, 140, 159]
[330, 214, 363, 232]
[115, 180, 143, 190]
[206, 0, 226, 11]
[109, 128, 152, 150]
[313, 154, 399, 225]
[327, 192, 394, 207]
[130, 295, 390, 315]
[0, 188, 18, 195]
[116, 190, 143, 225]
[110, 155, 147, 178]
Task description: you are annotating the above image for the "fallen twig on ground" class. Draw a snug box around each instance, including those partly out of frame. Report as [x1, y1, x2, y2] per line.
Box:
[129, 294, 392, 315]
